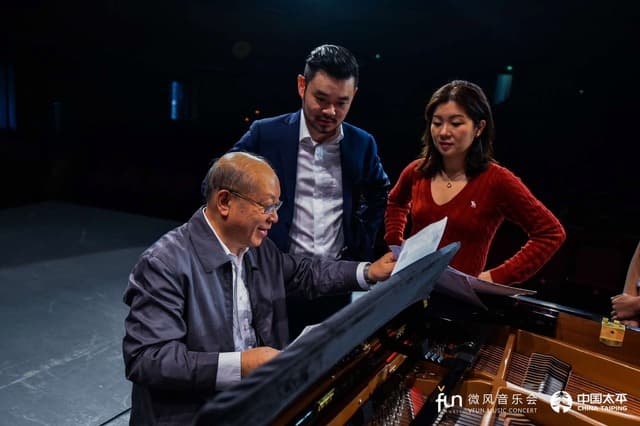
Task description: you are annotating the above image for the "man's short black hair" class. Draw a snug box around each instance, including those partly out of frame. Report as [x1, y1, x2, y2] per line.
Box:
[303, 44, 359, 86]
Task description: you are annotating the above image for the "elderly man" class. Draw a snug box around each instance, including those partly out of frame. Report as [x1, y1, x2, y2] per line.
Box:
[123, 152, 395, 425]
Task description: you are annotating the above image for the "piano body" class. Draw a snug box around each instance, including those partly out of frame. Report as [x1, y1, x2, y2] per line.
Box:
[195, 243, 640, 425]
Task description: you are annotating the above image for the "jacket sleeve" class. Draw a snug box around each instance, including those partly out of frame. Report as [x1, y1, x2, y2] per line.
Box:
[352, 134, 390, 258]
[277, 248, 361, 299]
[122, 254, 220, 392]
[489, 170, 567, 284]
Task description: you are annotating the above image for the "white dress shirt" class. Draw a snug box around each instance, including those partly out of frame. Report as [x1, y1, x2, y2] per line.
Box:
[202, 209, 257, 390]
[203, 208, 372, 390]
[288, 110, 345, 259]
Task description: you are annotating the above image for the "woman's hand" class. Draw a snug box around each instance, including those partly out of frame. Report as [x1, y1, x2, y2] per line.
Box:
[478, 271, 493, 283]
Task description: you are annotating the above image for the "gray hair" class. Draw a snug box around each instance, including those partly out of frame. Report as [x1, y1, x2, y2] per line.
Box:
[202, 152, 273, 201]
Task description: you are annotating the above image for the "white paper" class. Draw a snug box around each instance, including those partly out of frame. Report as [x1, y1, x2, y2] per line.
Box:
[391, 217, 447, 275]
[287, 323, 321, 347]
[389, 245, 402, 260]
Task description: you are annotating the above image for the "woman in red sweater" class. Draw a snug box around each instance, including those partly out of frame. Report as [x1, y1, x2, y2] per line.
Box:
[384, 80, 565, 285]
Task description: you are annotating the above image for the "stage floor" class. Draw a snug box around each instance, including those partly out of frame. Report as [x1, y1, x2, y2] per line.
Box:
[0, 202, 179, 425]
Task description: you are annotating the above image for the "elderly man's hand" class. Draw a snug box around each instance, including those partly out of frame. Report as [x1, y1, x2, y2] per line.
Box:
[241, 347, 281, 377]
[367, 252, 397, 283]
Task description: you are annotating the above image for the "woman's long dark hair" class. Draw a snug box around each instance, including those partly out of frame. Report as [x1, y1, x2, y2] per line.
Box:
[417, 80, 496, 178]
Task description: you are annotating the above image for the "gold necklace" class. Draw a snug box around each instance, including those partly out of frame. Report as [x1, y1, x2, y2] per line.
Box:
[441, 170, 465, 188]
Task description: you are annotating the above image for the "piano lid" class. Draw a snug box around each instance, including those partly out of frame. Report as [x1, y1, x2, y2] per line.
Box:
[194, 242, 460, 426]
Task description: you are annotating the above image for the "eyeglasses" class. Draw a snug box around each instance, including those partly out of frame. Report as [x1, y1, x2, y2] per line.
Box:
[221, 187, 283, 215]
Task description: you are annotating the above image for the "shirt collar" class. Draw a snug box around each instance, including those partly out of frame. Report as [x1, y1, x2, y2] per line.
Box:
[202, 208, 248, 261]
[299, 109, 344, 146]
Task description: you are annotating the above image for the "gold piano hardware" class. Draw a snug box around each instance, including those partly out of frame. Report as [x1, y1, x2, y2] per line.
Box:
[600, 318, 626, 347]
[316, 388, 335, 411]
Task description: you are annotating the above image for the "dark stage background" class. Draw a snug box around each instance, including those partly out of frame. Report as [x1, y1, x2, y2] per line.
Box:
[2, 1, 639, 312]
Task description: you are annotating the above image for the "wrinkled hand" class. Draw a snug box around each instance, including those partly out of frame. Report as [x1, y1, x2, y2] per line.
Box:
[368, 252, 397, 283]
[241, 346, 280, 377]
[611, 293, 640, 321]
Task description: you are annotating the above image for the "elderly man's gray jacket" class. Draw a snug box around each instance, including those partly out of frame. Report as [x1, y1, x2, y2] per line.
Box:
[122, 208, 360, 425]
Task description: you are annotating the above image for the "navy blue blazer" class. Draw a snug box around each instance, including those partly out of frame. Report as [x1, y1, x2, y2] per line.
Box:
[229, 111, 390, 261]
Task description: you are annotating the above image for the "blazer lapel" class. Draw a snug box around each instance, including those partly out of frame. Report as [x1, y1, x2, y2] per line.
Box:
[279, 111, 301, 207]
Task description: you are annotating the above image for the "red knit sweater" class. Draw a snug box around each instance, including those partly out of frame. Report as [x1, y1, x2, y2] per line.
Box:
[384, 160, 566, 284]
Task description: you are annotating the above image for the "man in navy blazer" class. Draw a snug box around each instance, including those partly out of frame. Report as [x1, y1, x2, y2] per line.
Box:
[227, 45, 390, 333]
[230, 110, 389, 261]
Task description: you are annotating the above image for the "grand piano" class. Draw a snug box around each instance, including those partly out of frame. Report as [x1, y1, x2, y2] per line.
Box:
[195, 243, 640, 425]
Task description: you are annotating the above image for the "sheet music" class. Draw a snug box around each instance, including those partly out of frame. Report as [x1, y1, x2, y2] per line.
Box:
[435, 266, 488, 309]
[391, 216, 447, 275]
[435, 266, 537, 309]
[435, 267, 537, 309]
[466, 271, 537, 296]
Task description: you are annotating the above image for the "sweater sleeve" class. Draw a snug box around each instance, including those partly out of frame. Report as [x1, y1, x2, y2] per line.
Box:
[489, 168, 566, 284]
[384, 160, 421, 247]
